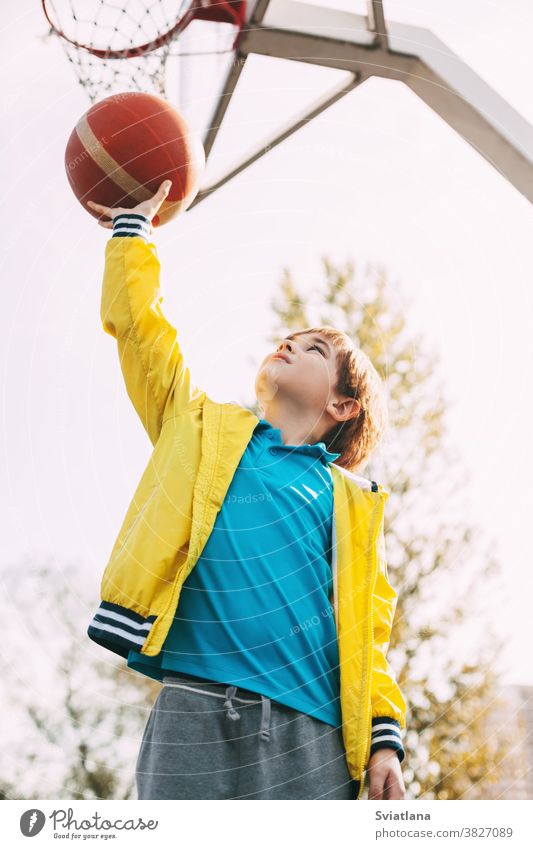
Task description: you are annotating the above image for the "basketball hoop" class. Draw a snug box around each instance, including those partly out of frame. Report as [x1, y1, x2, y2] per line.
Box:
[41, 0, 247, 102]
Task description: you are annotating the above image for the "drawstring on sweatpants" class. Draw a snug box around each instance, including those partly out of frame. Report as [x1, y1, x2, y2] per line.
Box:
[163, 677, 272, 743]
[223, 685, 271, 741]
[223, 686, 241, 720]
[259, 694, 271, 741]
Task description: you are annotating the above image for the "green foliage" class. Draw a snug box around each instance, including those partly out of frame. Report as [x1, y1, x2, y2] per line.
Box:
[0, 562, 158, 800]
[266, 256, 522, 799]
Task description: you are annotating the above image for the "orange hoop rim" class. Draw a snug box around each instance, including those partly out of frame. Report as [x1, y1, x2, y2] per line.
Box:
[41, 0, 246, 60]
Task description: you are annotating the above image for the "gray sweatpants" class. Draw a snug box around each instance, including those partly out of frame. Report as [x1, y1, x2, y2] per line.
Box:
[135, 671, 360, 800]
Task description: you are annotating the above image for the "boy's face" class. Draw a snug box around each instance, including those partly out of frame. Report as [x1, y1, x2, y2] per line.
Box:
[255, 331, 343, 416]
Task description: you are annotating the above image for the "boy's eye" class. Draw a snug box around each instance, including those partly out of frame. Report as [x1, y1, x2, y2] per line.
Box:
[308, 344, 325, 356]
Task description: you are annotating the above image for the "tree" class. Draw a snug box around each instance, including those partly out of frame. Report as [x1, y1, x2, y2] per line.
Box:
[263, 256, 523, 799]
[0, 560, 158, 800]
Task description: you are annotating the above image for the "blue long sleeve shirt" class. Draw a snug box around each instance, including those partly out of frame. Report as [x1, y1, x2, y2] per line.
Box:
[128, 416, 343, 725]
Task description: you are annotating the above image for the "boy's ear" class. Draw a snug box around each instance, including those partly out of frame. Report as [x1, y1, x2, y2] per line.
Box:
[326, 396, 361, 423]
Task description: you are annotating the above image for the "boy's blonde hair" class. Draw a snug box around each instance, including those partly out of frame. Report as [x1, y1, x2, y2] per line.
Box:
[286, 326, 389, 472]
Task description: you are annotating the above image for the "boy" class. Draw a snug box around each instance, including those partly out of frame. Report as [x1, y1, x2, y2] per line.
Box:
[86, 181, 407, 801]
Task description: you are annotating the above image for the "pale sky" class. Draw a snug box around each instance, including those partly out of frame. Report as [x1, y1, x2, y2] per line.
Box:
[1, 0, 532, 688]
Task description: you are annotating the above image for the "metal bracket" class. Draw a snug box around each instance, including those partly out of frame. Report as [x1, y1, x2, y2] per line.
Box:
[189, 0, 533, 207]
[190, 70, 363, 208]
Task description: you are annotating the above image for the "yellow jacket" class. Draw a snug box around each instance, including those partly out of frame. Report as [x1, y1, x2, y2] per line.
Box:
[88, 236, 407, 796]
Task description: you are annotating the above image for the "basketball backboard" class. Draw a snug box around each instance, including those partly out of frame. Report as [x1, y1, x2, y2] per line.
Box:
[188, 0, 533, 207]
[42, 0, 533, 206]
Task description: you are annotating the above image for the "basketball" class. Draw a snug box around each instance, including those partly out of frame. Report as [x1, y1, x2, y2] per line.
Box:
[65, 91, 205, 226]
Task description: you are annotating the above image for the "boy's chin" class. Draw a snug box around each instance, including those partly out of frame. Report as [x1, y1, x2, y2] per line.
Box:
[256, 385, 279, 404]
[255, 374, 279, 404]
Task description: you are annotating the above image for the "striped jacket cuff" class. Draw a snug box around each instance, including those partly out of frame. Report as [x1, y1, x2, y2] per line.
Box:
[87, 600, 157, 658]
[369, 716, 405, 763]
[112, 213, 152, 241]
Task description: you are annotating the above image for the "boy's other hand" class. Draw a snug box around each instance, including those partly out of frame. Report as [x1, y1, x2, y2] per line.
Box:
[367, 748, 406, 800]
[87, 180, 172, 229]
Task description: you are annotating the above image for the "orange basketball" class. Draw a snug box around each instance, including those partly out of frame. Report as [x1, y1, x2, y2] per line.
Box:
[65, 91, 205, 226]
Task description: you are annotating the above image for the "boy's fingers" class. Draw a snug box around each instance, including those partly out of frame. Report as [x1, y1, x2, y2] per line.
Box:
[87, 200, 110, 215]
[97, 219, 113, 229]
[387, 774, 405, 800]
[150, 180, 172, 214]
[368, 774, 385, 800]
[379, 766, 404, 800]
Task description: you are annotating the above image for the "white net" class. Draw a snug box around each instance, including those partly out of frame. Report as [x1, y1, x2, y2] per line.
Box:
[42, 0, 240, 102]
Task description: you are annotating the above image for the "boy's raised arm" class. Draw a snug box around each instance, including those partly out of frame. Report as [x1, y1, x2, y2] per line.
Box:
[89, 182, 205, 446]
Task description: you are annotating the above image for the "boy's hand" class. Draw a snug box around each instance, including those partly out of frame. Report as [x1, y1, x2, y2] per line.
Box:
[367, 748, 406, 800]
[87, 180, 172, 229]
